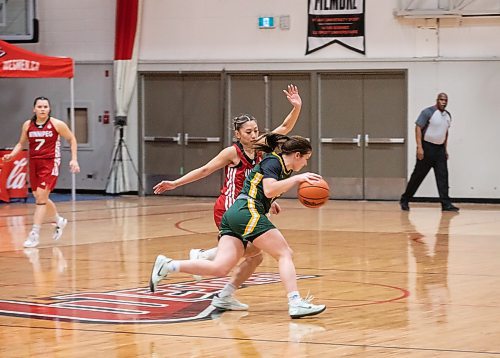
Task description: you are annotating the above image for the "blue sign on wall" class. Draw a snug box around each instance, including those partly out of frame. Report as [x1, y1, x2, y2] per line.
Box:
[258, 17, 275, 29]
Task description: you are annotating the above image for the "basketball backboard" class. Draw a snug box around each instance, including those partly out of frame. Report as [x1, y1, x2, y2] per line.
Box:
[0, 0, 38, 43]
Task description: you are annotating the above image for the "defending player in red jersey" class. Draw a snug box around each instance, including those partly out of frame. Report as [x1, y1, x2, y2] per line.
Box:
[152, 85, 302, 311]
[214, 137, 261, 228]
[2, 96, 80, 248]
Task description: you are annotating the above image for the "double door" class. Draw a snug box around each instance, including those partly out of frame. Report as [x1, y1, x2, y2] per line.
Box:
[228, 74, 311, 139]
[228, 74, 312, 198]
[141, 74, 223, 196]
[140, 71, 407, 200]
[320, 73, 407, 200]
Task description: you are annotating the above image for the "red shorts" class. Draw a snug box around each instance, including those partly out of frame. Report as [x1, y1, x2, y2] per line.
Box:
[213, 194, 237, 229]
[29, 158, 61, 191]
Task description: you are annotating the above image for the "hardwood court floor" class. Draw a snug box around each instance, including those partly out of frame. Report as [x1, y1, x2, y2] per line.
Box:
[0, 197, 499, 357]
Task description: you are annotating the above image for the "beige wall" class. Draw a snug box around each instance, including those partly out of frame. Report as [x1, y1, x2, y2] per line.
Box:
[2, 0, 500, 197]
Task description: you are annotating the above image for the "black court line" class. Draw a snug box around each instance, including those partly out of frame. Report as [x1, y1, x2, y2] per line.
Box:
[0, 323, 497, 355]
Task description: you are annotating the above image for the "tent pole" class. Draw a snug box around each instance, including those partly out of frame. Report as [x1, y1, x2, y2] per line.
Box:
[70, 77, 76, 201]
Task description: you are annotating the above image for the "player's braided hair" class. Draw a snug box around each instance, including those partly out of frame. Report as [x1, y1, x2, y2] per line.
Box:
[232, 114, 256, 131]
[254, 133, 311, 155]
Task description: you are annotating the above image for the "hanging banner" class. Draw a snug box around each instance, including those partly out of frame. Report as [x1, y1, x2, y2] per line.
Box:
[306, 0, 365, 55]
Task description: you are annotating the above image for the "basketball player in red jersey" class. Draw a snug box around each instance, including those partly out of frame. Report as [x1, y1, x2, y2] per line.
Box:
[2, 97, 80, 248]
[153, 85, 302, 310]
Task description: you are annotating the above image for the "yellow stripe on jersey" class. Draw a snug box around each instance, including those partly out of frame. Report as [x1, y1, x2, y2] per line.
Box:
[271, 152, 292, 176]
[248, 172, 263, 198]
[243, 198, 260, 236]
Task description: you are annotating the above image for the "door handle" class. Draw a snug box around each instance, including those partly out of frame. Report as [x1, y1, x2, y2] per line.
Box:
[144, 133, 182, 145]
[365, 134, 404, 147]
[321, 134, 361, 147]
[184, 133, 221, 145]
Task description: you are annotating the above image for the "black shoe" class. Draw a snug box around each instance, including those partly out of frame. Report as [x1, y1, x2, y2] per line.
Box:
[442, 204, 459, 212]
[400, 200, 410, 211]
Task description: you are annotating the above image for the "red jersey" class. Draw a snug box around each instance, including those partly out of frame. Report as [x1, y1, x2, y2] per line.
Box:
[27, 118, 61, 160]
[213, 142, 261, 228]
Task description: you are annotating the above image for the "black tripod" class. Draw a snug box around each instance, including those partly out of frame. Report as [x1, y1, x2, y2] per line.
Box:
[105, 125, 142, 194]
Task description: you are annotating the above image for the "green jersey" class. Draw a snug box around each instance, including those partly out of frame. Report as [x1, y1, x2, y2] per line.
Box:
[240, 152, 293, 213]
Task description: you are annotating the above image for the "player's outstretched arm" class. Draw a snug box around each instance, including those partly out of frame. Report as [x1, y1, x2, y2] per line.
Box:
[263, 172, 322, 198]
[153, 146, 237, 194]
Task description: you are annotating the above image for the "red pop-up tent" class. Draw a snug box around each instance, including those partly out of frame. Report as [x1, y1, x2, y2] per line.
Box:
[0, 39, 77, 200]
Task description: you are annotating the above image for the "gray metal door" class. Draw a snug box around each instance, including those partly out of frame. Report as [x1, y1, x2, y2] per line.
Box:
[320, 72, 406, 200]
[228, 74, 311, 140]
[142, 74, 222, 196]
[182, 75, 223, 196]
[320, 74, 364, 199]
[228, 74, 312, 198]
[363, 73, 407, 199]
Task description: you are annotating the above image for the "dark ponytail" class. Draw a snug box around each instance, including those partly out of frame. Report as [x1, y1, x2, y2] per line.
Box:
[254, 133, 312, 155]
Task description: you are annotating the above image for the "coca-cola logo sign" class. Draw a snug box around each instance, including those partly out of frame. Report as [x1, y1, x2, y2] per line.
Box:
[6, 158, 27, 189]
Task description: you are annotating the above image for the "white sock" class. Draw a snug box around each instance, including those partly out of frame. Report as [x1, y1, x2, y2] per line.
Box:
[287, 291, 301, 305]
[202, 247, 218, 260]
[219, 283, 237, 298]
[31, 224, 41, 235]
[159, 260, 180, 275]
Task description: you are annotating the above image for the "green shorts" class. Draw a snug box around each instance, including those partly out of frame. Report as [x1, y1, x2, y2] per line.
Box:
[219, 198, 275, 245]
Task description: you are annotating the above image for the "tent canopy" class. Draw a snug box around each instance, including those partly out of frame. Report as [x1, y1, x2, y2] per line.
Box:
[0, 39, 73, 78]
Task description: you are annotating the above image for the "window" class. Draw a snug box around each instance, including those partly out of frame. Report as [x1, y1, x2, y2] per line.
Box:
[67, 107, 89, 144]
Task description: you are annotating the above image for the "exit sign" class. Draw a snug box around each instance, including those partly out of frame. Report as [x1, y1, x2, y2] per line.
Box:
[258, 17, 275, 29]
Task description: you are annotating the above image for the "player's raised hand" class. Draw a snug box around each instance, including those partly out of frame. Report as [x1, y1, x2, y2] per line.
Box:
[283, 84, 302, 109]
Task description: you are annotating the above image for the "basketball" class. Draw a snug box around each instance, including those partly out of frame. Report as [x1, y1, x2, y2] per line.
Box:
[297, 179, 330, 208]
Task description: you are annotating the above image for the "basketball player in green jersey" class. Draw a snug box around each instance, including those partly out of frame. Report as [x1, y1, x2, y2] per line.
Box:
[150, 133, 326, 318]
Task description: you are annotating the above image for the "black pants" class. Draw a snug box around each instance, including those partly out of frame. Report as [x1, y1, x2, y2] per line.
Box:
[401, 141, 452, 207]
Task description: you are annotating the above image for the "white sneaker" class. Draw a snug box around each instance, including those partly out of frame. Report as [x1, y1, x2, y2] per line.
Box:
[212, 295, 249, 311]
[23, 231, 40, 248]
[289, 295, 326, 319]
[53, 216, 67, 241]
[189, 249, 204, 282]
[149, 255, 172, 293]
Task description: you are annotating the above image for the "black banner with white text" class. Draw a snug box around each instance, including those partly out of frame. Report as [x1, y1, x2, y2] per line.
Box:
[306, 0, 365, 55]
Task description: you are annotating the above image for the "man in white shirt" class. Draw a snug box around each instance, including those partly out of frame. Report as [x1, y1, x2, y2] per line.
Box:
[400, 93, 459, 212]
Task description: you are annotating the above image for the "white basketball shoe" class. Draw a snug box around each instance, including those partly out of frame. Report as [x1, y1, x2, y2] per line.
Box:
[289, 295, 326, 319]
[212, 295, 249, 311]
[149, 255, 172, 293]
[53, 216, 67, 241]
[23, 231, 40, 248]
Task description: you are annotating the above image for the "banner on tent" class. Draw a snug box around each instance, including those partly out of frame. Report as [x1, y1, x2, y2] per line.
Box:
[306, 0, 365, 55]
[0, 149, 28, 202]
[0, 39, 73, 78]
